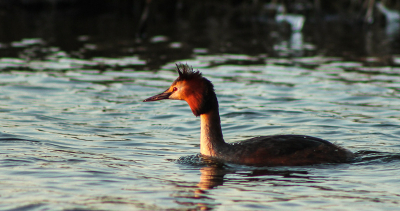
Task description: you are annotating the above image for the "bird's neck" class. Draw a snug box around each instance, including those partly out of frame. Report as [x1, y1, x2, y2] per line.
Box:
[200, 108, 226, 157]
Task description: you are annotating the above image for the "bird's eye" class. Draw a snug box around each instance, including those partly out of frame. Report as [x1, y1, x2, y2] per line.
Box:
[173, 87, 178, 92]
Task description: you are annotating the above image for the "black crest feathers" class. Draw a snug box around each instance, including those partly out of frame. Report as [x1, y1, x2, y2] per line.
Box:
[175, 63, 203, 81]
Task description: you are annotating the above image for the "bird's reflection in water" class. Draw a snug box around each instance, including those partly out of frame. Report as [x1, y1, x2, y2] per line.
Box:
[174, 155, 311, 210]
[196, 165, 229, 193]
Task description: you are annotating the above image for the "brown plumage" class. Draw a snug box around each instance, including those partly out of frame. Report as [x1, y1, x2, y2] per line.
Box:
[143, 64, 355, 166]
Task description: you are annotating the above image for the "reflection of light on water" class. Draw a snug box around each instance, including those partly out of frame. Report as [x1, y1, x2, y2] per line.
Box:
[393, 56, 400, 65]
[0, 58, 26, 69]
[11, 38, 45, 48]
[385, 21, 400, 38]
[376, 2, 400, 38]
[0, 56, 146, 71]
[92, 56, 146, 66]
[150, 35, 169, 43]
[376, 2, 400, 21]
[290, 32, 303, 50]
[276, 14, 305, 32]
[169, 42, 182, 48]
[273, 32, 315, 57]
[193, 48, 208, 54]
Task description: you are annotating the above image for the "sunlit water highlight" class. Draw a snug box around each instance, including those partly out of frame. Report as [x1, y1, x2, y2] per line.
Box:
[1, 55, 400, 210]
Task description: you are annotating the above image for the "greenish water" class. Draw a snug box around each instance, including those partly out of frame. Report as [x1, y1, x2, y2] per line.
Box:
[1, 59, 400, 210]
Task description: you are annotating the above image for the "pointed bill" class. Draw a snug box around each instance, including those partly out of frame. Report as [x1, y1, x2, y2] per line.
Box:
[143, 91, 172, 102]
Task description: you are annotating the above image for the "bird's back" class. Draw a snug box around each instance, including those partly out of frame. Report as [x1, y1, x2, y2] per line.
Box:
[217, 135, 354, 166]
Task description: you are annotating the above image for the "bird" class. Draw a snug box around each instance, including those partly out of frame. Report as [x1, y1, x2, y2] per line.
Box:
[143, 64, 355, 166]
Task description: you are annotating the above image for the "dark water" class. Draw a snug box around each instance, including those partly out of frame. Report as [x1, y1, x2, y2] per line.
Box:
[1, 2, 400, 210]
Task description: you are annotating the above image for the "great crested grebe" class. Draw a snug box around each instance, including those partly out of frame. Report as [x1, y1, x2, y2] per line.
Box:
[143, 64, 355, 166]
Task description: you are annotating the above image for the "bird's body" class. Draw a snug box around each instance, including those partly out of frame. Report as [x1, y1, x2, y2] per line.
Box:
[144, 64, 354, 166]
[203, 135, 353, 166]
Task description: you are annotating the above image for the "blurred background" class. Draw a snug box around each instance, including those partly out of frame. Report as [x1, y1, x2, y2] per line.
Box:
[0, 0, 399, 71]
